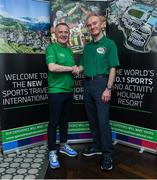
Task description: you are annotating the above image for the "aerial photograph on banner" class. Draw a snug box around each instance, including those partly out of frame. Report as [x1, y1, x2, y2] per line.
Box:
[0, 0, 50, 54]
[108, 0, 157, 53]
[50, 0, 108, 54]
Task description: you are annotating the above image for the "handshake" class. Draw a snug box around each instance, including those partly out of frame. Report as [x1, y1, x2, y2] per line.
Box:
[71, 65, 83, 76]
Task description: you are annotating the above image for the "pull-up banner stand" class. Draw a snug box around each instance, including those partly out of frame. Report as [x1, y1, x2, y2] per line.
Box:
[1, 0, 156, 154]
[107, 0, 157, 153]
[0, 0, 51, 153]
[50, 0, 109, 144]
[0, 0, 107, 154]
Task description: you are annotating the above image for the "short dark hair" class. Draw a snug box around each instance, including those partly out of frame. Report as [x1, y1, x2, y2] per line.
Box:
[55, 22, 69, 29]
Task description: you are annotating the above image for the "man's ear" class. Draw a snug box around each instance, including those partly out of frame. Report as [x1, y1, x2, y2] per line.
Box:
[100, 16, 106, 28]
[50, 26, 55, 33]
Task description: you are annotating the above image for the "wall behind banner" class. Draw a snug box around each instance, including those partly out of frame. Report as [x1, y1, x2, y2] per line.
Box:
[107, 0, 157, 153]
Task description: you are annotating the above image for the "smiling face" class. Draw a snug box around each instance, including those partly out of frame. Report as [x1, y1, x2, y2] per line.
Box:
[86, 15, 102, 40]
[55, 24, 70, 45]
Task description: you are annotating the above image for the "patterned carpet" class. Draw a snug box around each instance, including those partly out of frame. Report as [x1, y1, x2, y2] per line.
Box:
[0, 143, 48, 179]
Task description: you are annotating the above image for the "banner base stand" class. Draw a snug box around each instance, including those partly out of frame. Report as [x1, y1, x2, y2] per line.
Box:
[2, 141, 47, 155]
[139, 148, 145, 154]
[113, 139, 157, 155]
[15, 149, 22, 155]
[113, 140, 118, 146]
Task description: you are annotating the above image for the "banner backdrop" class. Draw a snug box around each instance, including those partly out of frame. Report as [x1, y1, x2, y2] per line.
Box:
[0, 0, 108, 153]
[1, 0, 156, 154]
[49, 0, 108, 143]
[107, 0, 157, 152]
[0, 0, 51, 153]
[50, 0, 110, 141]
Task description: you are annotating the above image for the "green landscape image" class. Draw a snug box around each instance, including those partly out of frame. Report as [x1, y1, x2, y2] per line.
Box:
[0, 0, 50, 54]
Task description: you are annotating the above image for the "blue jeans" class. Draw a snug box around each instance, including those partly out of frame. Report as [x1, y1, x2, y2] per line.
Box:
[47, 92, 73, 151]
[84, 77, 113, 157]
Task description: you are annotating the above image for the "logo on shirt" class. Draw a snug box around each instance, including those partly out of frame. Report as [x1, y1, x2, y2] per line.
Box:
[97, 47, 106, 54]
[59, 53, 65, 57]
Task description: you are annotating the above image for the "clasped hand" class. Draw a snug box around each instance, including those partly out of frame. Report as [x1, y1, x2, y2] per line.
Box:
[72, 65, 80, 75]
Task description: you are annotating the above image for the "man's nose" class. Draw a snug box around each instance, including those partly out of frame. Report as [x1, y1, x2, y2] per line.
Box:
[91, 24, 95, 29]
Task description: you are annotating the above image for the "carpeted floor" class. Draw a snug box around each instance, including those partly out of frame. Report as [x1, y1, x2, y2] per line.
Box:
[0, 143, 48, 179]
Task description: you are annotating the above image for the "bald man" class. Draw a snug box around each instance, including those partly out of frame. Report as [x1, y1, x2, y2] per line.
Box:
[78, 15, 120, 171]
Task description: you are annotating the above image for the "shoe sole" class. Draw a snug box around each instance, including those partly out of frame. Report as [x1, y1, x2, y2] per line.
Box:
[82, 152, 102, 157]
[59, 150, 78, 157]
[101, 165, 113, 171]
[50, 164, 60, 169]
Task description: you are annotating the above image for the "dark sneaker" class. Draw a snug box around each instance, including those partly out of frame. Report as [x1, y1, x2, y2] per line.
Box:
[101, 157, 113, 171]
[82, 146, 102, 157]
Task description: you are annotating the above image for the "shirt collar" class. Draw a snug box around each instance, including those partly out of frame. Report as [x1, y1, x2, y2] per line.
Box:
[93, 32, 104, 43]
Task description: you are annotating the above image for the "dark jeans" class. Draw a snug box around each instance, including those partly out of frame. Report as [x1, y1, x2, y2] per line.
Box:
[84, 77, 113, 158]
[47, 92, 73, 151]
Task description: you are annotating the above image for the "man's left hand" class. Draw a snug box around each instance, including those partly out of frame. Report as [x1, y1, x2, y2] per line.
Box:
[101, 88, 111, 103]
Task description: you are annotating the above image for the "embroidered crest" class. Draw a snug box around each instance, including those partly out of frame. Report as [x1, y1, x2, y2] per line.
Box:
[97, 47, 106, 54]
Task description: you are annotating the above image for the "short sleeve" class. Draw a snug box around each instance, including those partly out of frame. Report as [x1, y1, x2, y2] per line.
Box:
[79, 46, 86, 66]
[108, 41, 120, 68]
[45, 45, 56, 65]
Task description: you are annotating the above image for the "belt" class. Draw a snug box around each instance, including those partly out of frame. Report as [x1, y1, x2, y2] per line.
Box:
[84, 74, 108, 81]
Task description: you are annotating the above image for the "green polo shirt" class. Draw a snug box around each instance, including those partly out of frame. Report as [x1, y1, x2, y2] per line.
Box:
[81, 36, 119, 76]
[46, 43, 75, 93]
